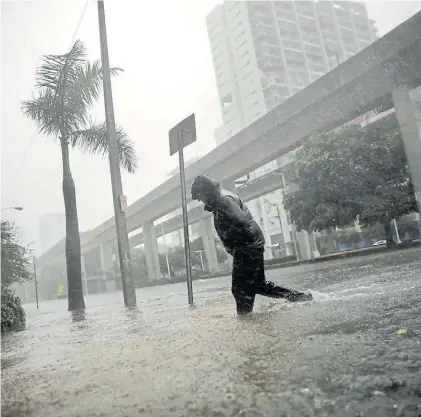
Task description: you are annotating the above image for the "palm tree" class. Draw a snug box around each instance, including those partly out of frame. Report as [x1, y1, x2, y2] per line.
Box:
[22, 40, 138, 311]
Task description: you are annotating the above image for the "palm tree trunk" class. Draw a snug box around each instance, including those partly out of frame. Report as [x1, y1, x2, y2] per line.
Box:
[61, 141, 85, 311]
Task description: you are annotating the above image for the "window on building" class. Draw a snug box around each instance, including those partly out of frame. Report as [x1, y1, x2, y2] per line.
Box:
[241, 70, 252, 81]
[239, 49, 249, 60]
[232, 9, 241, 20]
[309, 63, 325, 73]
[222, 93, 233, 108]
[232, 20, 244, 31]
[310, 72, 323, 81]
[242, 60, 251, 69]
[270, 233, 284, 245]
[283, 39, 302, 51]
[234, 30, 246, 41]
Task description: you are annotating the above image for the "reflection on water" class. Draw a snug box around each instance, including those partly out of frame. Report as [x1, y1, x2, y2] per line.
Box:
[1, 249, 421, 417]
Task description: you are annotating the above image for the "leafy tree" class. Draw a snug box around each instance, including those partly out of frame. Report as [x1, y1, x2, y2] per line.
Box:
[1, 221, 32, 286]
[1, 221, 32, 331]
[22, 40, 138, 311]
[283, 126, 417, 247]
[1, 286, 26, 332]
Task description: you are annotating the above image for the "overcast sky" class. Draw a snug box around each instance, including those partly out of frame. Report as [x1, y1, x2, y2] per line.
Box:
[1, 0, 421, 254]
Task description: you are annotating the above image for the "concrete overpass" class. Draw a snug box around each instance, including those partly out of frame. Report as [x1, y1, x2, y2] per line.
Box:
[38, 12, 421, 279]
[126, 110, 399, 249]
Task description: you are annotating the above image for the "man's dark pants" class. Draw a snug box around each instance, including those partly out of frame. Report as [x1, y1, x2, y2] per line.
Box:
[231, 248, 297, 315]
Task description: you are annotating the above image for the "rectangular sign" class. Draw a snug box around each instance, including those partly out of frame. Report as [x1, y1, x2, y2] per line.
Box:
[120, 195, 127, 212]
[169, 113, 197, 156]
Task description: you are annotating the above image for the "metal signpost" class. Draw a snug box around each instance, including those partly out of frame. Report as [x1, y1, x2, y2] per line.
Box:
[169, 113, 196, 305]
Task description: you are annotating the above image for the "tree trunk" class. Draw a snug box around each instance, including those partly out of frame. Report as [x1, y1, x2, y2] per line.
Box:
[61, 141, 85, 311]
[325, 227, 338, 254]
[383, 218, 395, 247]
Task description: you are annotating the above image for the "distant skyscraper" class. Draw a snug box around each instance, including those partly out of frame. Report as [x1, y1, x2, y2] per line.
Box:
[206, 1, 377, 258]
[38, 213, 65, 255]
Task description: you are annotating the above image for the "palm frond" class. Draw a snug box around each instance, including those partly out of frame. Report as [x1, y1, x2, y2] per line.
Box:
[23, 39, 124, 141]
[22, 88, 84, 138]
[21, 90, 62, 137]
[66, 60, 123, 125]
[36, 40, 86, 94]
[23, 40, 88, 138]
[70, 121, 138, 173]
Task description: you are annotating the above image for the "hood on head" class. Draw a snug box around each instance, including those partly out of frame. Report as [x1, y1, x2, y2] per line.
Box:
[191, 175, 220, 199]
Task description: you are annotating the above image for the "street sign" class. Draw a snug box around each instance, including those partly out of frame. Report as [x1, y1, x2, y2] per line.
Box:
[120, 195, 127, 212]
[169, 113, 196, 156]
[168, 114, 196, 305]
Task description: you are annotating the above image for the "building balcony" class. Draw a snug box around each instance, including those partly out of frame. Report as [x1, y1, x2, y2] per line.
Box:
[309, 63, 326, 73]
[257, 52, 283, 66]
[305, 46, 323, 59]
[253, 26, 278, 42]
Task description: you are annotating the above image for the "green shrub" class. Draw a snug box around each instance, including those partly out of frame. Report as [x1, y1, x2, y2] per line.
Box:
[1, 285, 26, 332]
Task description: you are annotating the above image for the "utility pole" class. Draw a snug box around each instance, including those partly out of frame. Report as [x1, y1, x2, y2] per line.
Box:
[392, 219, 402, 244]
[97, 0, 136, 307]
[33, 257, 39, 309]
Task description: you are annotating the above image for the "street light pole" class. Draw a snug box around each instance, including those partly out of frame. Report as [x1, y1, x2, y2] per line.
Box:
[33, 257, 39, 309]
[161, 224, 171, 280]
[97, 0, 136, 307]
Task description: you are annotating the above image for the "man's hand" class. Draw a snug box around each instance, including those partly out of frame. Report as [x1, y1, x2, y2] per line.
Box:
[204, 204, 214, 212]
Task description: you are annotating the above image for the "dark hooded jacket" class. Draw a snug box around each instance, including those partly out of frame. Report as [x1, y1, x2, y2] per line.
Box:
[191, 175, 265, 255]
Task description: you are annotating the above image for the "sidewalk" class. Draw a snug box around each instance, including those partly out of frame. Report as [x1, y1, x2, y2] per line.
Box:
[203, 240, 421, 279]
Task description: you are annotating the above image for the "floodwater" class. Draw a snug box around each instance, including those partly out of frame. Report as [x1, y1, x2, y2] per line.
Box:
[2, 248, 421, 417]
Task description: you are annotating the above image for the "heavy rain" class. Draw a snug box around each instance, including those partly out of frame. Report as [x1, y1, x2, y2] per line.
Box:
[2, 1, 421, 417]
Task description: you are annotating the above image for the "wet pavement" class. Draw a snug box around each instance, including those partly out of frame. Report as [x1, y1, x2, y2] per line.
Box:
[2, 248, 421, 417]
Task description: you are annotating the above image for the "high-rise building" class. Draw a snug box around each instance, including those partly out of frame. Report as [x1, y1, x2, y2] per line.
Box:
[207, 1, 376, 134]
[38, 213, 66, 255]
[206, 1, 377, 258]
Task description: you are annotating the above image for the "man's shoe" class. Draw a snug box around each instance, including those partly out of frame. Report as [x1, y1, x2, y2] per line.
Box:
[286, 291, 313, 302]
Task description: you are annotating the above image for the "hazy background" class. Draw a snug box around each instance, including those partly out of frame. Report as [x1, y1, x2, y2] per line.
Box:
[1, 0, 421, 254]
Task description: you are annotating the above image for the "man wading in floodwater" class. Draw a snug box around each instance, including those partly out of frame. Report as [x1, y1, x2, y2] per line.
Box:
[191, 175, 313, 315]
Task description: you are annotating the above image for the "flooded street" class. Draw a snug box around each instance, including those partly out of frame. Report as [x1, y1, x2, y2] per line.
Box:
[2, 249, 421, 417]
